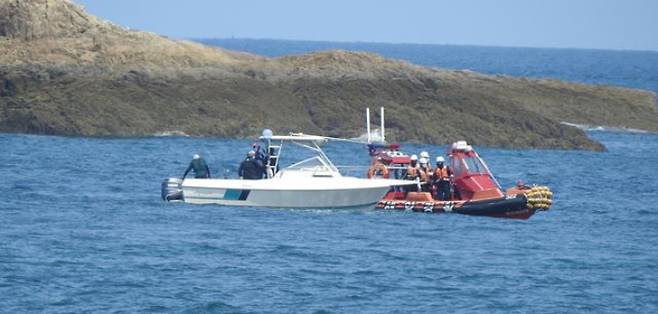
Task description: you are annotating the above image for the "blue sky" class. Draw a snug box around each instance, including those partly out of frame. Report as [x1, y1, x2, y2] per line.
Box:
[76, 0, 658, 51]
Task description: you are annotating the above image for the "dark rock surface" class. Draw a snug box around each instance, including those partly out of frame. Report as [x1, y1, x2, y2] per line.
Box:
[1, 0, 657, 150]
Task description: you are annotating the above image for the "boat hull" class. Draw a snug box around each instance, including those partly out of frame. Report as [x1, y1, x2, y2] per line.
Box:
[376, 193, 537, 220]
[176, 178, 411, 208]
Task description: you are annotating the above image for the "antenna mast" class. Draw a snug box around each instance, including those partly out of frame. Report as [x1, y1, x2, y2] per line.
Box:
[380, 107, 385, 143]
[366, 108, 372, 144]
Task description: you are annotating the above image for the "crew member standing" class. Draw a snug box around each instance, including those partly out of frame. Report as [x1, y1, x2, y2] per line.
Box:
[238, 151, 263, 180]
[418, 157, 432, 192]
[405, 155, 421, 192]
[183, 154, 211, 179]
[433, 156, 452, 200]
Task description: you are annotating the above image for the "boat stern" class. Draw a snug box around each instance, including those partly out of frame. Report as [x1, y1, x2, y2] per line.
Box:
[161, 178, 184, 202]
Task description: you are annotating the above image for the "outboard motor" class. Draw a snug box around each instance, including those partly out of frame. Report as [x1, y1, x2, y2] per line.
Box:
[161, 178, 184, 202]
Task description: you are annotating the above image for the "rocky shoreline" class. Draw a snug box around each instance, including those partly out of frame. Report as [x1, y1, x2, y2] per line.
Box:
[1, 0, 657, 151]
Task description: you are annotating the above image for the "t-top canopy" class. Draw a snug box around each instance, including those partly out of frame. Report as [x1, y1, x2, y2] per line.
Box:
[259, 133, 328, 142]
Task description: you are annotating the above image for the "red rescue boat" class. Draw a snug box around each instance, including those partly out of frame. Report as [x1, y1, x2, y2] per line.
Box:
[366, 141, 552, 220]
[360, 107, 552, 220]
[366, 141, 553, 219]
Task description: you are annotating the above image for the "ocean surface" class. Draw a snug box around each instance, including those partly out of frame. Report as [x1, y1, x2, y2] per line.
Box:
[1, 131, 657, 313]
[200, 38, 658, 96]
[3, 41, 658, 313]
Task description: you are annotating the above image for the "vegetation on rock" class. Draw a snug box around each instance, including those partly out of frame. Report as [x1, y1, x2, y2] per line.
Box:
[1, 0, 657, 151]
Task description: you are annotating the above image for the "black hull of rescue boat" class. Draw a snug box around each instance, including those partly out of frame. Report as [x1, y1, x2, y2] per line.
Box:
[377, 194, 536, 220]
[453, 195, 535, 220]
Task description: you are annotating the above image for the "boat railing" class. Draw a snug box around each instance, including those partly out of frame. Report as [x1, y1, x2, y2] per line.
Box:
[334, 165, 368, 177]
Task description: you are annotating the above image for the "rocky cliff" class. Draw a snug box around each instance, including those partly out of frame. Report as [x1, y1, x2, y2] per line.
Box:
[1, 0, 657, 151]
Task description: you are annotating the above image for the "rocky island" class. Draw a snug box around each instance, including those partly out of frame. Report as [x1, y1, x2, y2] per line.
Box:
[1, 0, 657, 151]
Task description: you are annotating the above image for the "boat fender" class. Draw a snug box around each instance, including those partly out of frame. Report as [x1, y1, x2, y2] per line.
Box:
[423, 202, 434, 213]
[443, 202, 454, 212]
[404, 202, 415, 211]
[367, 163, 390, 179]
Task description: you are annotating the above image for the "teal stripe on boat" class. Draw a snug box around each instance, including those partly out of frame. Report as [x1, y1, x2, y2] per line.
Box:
[224, 189, 243, 200]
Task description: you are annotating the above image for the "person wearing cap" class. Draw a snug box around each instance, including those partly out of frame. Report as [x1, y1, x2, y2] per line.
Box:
[183, 154, 211, 179]
[238, 150, 263, 180]
[252, 143, 266, 163]
[432, 156, 452, 200]
[251, 142, 268, 177]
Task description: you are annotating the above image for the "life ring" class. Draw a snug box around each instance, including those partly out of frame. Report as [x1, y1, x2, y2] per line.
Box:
[367, 163, 390, 179]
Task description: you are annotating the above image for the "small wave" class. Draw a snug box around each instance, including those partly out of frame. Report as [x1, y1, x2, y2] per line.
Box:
[561, 122, 650, 134]
[183, 301, 244, 314]
[153, 130, 190, 137]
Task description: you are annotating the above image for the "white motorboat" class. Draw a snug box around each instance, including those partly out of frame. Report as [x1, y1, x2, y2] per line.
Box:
[162, 131, 414, 208]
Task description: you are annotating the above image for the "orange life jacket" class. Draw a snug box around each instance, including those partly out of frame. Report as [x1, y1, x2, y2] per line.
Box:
[420, 166, 431, 182]
[406, 165, 419, 179]
[434, 167, 449, 181]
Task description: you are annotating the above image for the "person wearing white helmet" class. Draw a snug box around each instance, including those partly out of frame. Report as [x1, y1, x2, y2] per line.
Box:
[432, 156, 452, 200]
[183, 153, 211, 179]
[419, 152, 432, 174]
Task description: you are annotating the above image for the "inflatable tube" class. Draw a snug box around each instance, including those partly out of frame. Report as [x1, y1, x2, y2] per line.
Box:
[367, 163, 390, 179]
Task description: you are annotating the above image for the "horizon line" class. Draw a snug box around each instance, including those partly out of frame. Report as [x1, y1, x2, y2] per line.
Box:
[188, 36, 658, 54]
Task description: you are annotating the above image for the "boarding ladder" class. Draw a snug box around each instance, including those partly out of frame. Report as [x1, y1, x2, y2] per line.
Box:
[266, 140, 283, 178]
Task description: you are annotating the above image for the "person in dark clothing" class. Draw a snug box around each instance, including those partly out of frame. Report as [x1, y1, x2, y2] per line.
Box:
[238, 151, 263, 180]
[432, 156, 452, 201]
[183, 154, 211, 179]
[251, 143, 269, 177]
[252, 143, 266, 163]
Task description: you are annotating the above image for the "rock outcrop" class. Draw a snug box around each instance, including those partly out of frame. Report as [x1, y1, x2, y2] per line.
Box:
[1, 0, 657, 151]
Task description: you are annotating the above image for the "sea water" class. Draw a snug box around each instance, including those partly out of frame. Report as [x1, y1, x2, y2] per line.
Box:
[2, 42, 658, 313]
[1, 131, 657, 313]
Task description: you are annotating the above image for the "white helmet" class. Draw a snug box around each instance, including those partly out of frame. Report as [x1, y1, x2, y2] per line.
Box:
[419, 157, 428, 164]
[193, 154, 200, 160]
[436, 156, 445, 163]
[410, 154, 418, 161]
[420, 151, 430, 159]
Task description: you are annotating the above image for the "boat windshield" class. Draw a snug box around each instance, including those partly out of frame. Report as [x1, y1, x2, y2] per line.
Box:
[453, 155, 487, 176]
[463, 156, 485, 174]
[285, 156, 336, 173]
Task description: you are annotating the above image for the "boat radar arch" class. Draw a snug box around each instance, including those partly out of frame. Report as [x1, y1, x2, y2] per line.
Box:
[259, 134, 329, 142]
[365, 107, 387, 145]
